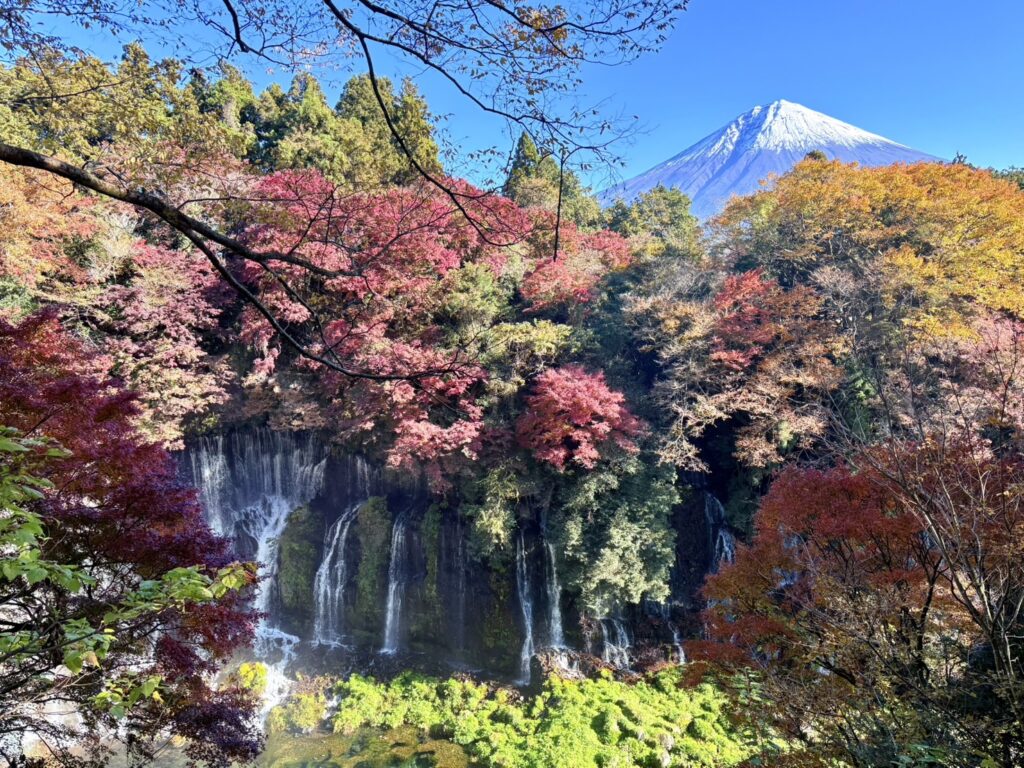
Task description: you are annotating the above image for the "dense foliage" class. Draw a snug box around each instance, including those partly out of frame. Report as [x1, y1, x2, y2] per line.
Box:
[0, 311, 259, 766]
[267, 669, 766, 768]
[669, 159, 1024, 767]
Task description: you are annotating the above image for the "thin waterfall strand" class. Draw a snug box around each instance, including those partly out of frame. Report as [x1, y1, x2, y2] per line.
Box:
[544, 541, 565, 648]
[380, 511, 409, 654]
[515, 534, 535, 685]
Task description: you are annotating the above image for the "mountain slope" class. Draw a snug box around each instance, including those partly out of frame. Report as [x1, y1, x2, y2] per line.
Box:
[601, 100, 940, 218]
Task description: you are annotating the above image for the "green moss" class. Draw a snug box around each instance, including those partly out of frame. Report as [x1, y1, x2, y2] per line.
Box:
[277, 505, 322, 633]
[481, 559, 516, 663]
[410, 504, 443, 645]
[353, 497, 391, 633]
[422, 504, 441, 603]
[259, 670, 773, 768]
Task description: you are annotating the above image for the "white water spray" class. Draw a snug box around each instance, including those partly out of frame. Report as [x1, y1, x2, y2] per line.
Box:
[600, 617, 632, 669]
[544, 541, 565, 649]
[312, 504, 359, 646]
[188, 429, 326, 712]
[704, 493, 736, 572]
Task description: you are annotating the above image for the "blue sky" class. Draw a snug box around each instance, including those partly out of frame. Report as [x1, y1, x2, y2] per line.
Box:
[35, 0, 1024, 187]
[572, 0, 1024, 180]
[418, 0, 1024, 186]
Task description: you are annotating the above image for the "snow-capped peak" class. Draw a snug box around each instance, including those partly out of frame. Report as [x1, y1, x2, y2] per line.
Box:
[601, 100, 939, 218]
[743, 100, 906, 152]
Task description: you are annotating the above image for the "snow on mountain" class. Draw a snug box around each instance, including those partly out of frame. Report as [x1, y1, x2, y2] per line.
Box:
[600, 100, 940, 219]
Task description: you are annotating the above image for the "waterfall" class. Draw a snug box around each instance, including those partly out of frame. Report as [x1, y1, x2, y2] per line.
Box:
[544, 541, 565, 649]
[380, 510, 409, 655]
[654, 601, 686, 664]
[715, 528, 736, 568]
[455, 517, 468, 654]
[188, 436, 230, 535]
[671, 624, 686, 664]
[600, 618, 631, 669]
[312, 456, 376, 647]
[704, 493, 736, 572]
[515, 534, 535, 685]
[186, 429, 327, 711]
[312, 504, 359, 646]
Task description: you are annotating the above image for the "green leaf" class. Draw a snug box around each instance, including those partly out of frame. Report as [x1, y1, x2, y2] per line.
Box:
[65, 652, 83, 674]
[0, 438, 30, 453]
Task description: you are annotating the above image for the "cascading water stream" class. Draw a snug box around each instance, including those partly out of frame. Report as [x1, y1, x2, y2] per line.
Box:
[704, 492, 736, 572]
[187, 429, 326, 712]
[380, 510, 409, 655]
[671, 625, 686, 664]
[312, 504, 359, 646]
[312, 456, 376, 647]
[715, 528, 736, 568]
[544, 541, 565, 648]
[515, 534, 535, 685]
[653, 601, 685, 664]
[600, 618, 632, 669]
[543, 539, 575, 673]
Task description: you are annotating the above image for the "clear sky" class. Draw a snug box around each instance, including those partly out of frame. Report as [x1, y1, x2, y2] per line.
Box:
[570, 0, 1024, 181]
[364, 0, 1024, 187]
[30, 0, 1024, 187]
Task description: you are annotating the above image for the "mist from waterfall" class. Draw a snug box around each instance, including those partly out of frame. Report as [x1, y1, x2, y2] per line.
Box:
[515, 534, 535, 685]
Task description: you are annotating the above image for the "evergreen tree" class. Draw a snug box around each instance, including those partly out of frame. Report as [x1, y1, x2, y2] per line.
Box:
[605, 184, 700, 260]
[503, 131, 601, 228]
[244, 72, 441, 189]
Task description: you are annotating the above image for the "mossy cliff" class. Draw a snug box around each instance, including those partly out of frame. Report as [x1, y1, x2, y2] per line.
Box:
[277, 505, 323, 636]
[351, 496, 391, 641]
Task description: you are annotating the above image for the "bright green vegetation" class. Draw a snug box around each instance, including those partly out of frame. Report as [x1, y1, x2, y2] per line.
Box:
[266, 670, 767, 768]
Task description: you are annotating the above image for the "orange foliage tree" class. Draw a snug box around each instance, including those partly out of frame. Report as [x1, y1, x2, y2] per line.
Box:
[680, 161, 1024, 767]
[631, 158, 1024, 473]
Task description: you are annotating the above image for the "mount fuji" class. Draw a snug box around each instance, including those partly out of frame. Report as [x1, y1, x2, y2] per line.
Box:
[600, 100, 940, 218]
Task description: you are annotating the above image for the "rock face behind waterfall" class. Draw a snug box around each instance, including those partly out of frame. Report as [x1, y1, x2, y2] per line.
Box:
[184, 427, 700, 682]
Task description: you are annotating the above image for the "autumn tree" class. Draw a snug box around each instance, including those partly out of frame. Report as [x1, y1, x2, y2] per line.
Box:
[683, 162, 1024, 767]
[0, 0, 685, 383]
[631, 159, 1024, 474]
[0, 310, 259, 767]
[515, 365, 643, 471]
[696, 413, 1024, 766]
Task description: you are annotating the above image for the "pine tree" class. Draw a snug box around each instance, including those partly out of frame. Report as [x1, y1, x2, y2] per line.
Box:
[503, 132, 600, 228]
